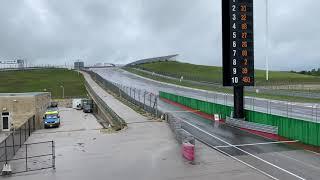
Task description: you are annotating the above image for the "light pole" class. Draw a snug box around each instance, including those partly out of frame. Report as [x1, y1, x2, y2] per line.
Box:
[265, 0, 269, 81]
[60, 85, 65, 99]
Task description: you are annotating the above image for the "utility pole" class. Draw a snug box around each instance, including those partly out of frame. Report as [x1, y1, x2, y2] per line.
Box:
[60, 85, 65, 99]
[265, 0, 269, 81]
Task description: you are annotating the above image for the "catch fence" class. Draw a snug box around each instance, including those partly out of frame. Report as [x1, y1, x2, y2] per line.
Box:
[0, 116, 55, 175]
[84, 70, 159, 117]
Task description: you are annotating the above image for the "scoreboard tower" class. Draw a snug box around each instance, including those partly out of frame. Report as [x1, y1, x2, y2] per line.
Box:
[222, 0, 254, 119]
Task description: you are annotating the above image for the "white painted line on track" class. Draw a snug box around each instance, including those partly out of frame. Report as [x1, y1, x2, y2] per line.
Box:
[183, 120, 306, 180]
[274, 152, 320, 171]
[306, 150, 320, 156]
[213, 140, 299, 148]
[196, 137, 280, 180]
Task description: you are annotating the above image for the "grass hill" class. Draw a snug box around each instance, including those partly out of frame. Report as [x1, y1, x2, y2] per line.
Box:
[135, 61, 320, 86]
[0, 69, 87, 99]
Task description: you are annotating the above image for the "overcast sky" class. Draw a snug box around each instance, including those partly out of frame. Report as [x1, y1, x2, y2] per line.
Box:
[0, 0, 319, 70]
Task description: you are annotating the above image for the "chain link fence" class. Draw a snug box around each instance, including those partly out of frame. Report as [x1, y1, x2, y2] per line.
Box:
[0, 116, 55, 175]
[1, 141, 55, 175]
[84, 80, 126, 130]
[0, 116, 35, 169]
[84, 70, 159, 118]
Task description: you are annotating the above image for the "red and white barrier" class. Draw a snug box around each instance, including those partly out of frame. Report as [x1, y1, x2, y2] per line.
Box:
[182, 142, 195, 161]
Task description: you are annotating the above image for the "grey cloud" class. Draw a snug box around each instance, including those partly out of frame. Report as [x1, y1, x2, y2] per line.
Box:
[0, 0, 318, 70]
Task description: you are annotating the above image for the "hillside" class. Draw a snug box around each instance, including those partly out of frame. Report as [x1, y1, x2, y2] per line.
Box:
[0, 69, 87, 99]
[135, 61, 320, 86]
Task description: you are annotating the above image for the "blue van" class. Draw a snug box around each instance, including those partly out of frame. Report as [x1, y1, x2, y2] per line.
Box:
[43, 110, 60, 128]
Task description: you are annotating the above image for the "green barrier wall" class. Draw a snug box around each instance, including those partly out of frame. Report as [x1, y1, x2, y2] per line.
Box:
[160, 91, 320, 146]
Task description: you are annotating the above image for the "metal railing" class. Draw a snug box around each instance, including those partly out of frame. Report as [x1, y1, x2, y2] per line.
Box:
[0, 116, 35, 168]
[1, 141, 55, 175]
[84, 70, 159, 117]
[164, 113, 195, 145]
[226, 117, 278, 134]
[0, 116, 55, 174]
[84, 80, 126, 130]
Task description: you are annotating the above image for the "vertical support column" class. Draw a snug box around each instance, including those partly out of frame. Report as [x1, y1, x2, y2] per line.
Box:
[233, 86, 244, 119]
[150, 94, 152, 107]
[25, 144, 28, 172]
[25, 124, 27, 141]
[20, 127, 22, 147]
[138, 90, 141, 102]
[155, 96, 158, 117]
[12, 134, 15, 155]
[5, 139, 7, 164]
[143, 92, 146, 110]
[134, 88, 136, 100]
[52, 141, 56, 170]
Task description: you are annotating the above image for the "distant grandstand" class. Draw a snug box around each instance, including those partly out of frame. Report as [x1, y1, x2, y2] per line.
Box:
[126, 54, 178, 66]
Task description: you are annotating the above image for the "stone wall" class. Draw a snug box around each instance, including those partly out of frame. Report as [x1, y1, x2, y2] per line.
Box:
[0, 93, 51, 130]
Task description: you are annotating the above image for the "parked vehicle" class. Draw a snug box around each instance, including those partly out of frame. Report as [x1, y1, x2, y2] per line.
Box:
[82, 99, 93, 113]
[43, 110, 60, 128]
[72, 99, 83, 110]
[50, 101, 58, 107]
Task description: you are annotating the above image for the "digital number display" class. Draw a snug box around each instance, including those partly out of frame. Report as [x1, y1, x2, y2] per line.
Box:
[222, 0, 254, 86]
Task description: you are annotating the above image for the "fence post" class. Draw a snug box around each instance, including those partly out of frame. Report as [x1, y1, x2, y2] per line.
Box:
[28, 118, 31, 136]
[130, 87, 132, 97]
[25, 144, 28, 172]
[5, 139, 7, 164]
[20, 127, 22, 147]
[12, 133, 15, 155]
[134, 88, 136, 100]
[155, 96, 158, 117]
[290, 102, 293, 118]
[25, 124, 27, 141]
[144, 91, 146, 110]
[150, 93, 152, 107]
[138, 90, 141, 103]
[287, 102, 289, 117]
[52, 141, 56, 170]
[316, 105, 319, 122]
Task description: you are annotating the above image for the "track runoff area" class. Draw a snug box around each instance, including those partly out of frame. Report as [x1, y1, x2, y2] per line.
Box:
[161, 100, 308, 180]
[168, 1, 311, 179]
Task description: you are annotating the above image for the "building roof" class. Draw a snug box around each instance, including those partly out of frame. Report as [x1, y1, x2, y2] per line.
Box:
[0, 92, 49, 97]
[126, 54, 179, 66]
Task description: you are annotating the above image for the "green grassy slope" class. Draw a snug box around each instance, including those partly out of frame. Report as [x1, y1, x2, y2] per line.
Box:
[137, 61, 320, 86]
[0, 69, 87, 98]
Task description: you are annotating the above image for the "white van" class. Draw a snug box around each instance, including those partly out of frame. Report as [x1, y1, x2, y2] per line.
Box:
[72, 99, 83, 110]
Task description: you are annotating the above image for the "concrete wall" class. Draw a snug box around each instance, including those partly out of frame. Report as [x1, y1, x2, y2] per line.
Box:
[34, 93, 51, 129]
[0, 93, 51, 130]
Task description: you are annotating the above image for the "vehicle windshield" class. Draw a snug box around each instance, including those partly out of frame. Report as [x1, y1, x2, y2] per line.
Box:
[45, 114, 58, 119]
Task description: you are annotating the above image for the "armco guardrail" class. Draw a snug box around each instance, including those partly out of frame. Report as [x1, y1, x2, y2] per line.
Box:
[160, 91, 320, 147]
[165, 113, 195, 145]
[226, 117, 278, 135]
[83, 70, 159, 117]
[84, 80, 126, 130]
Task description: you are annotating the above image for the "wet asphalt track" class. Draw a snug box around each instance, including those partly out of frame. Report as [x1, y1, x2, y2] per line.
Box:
[93, 68, 320, 180]
[93, 68, 320, 122]
[160, 101, 320, 180]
